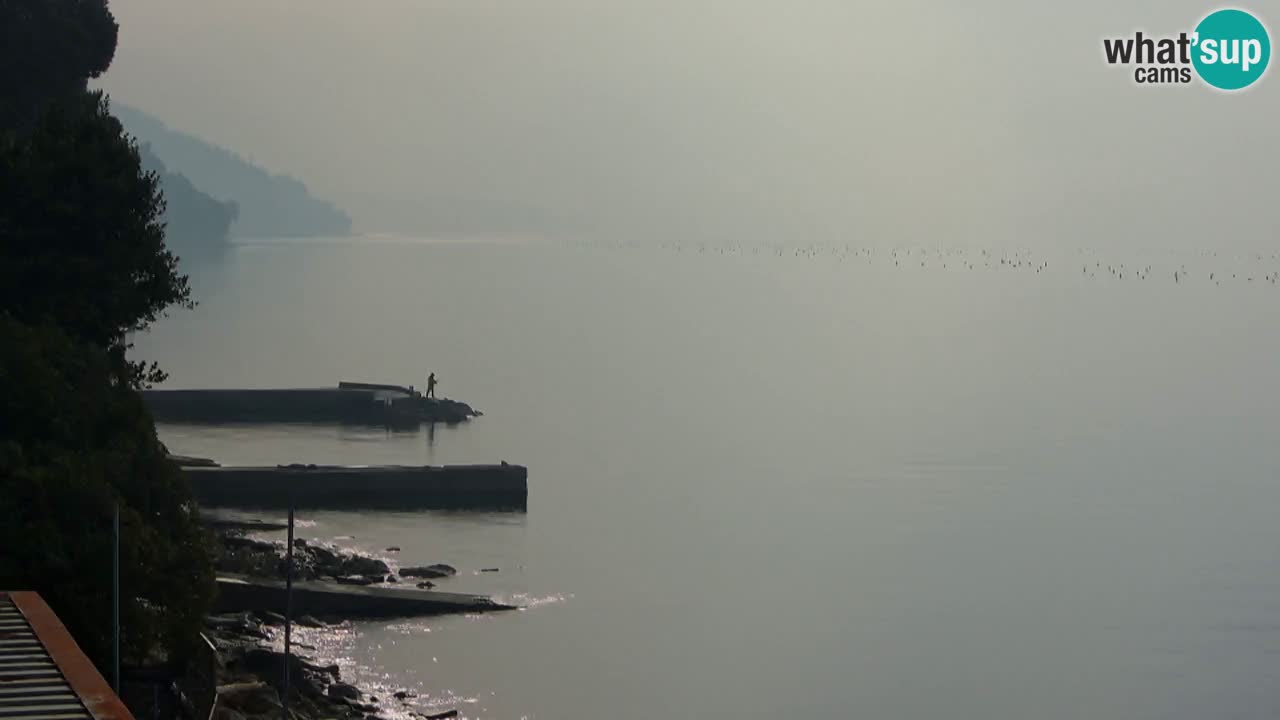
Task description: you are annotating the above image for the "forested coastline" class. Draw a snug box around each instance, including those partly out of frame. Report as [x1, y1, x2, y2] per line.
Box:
[115, 104, 353, 240]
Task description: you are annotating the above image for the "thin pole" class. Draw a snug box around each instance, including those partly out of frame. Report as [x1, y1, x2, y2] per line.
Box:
[112, 502, 120, 694]
[282, 499, 294, 720]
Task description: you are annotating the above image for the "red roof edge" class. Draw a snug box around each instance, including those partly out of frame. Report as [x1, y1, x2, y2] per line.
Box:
[6, 591, 135, 720]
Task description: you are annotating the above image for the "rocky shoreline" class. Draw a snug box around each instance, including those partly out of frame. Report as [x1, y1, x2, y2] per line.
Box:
[207, 526, 467, 720]
[205, 610, 458, 720]
[217, 534, 458, 588]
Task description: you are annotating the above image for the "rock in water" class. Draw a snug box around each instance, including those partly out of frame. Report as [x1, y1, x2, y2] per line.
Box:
[340, 555, 392, 576]
[217, 682, 281, 715]
[310, 545, 340, 567]
[298, 659, 340, 676]
[400, 564, 457, 579]
[327, 683, 361, 701]
[415, 581, 436, 589]
[205, 612, 268, 640]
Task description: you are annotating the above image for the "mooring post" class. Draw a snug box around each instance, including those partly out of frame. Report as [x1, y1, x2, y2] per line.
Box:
[282, 498, 295, 720]
[113, 501, 120, 694]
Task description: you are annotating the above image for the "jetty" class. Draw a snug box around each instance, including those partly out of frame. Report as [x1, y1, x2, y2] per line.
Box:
[142, 381, 480, 425]
[213, 575, 515, 617]
[200, 516, 290, 533]
[184, 463, 528, 509]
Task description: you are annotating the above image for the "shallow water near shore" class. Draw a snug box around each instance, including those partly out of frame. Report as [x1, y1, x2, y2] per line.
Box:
[142, 237, 1280, 720]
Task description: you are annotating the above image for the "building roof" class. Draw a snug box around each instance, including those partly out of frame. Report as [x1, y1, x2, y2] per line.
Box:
[0, 593, 133, 720]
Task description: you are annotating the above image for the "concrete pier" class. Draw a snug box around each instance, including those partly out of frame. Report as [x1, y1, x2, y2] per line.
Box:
[213, 575, 515, 617]
[185, 463, 528, 509]
[143, 383, 479, 425]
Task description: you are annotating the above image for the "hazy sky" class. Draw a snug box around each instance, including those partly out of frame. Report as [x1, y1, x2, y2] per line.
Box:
[101, 1, 1278, 247]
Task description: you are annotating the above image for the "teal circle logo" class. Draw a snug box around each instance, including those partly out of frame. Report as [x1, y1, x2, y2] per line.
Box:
[1192, 9, 1271, 90]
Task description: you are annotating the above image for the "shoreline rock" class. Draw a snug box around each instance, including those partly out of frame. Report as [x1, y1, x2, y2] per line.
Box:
[205, 527, 467, 720]
[205, 613, 455, 720]
[399, 564, 456, 579]
[215, 532, 400, 586]
[207, 616, 360, 720]
[212, 525, 476, 602]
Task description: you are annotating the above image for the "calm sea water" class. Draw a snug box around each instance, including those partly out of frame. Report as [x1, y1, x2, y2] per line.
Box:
[140, 238, 1280, 719]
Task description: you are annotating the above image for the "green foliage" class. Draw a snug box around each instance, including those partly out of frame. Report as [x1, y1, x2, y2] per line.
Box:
[0, 91, 192, 383]
[0, 316, 214, 666]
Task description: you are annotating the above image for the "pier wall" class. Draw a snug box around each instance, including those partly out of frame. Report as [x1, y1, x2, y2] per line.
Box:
[185, 464, 527, 509]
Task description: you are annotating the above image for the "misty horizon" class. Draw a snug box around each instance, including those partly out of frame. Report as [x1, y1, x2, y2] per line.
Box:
[8, 2, 1280, 719]
[98, 0, 1278, 249]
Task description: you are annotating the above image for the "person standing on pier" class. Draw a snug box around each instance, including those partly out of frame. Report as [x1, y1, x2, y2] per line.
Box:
[426, 372, 437, 399]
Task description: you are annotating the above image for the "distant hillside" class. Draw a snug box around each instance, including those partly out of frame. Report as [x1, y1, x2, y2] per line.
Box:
[115, 104, 352, 238]
[137, 143, 237, 254]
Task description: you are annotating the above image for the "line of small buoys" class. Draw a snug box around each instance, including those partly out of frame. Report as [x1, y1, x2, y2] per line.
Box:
[588, 240, 1280, 287]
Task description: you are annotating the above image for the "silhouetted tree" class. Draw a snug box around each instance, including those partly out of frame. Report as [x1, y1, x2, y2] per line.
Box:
[0, 317, 214, 666]
[0, 0, 213, 676]
[0, 91, 191, 385]
[0, 0, 118, 132]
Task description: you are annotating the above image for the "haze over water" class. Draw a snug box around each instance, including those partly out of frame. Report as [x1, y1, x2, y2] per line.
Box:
[141, 237, 1280, 719]
[100, 0, 1280, 713]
